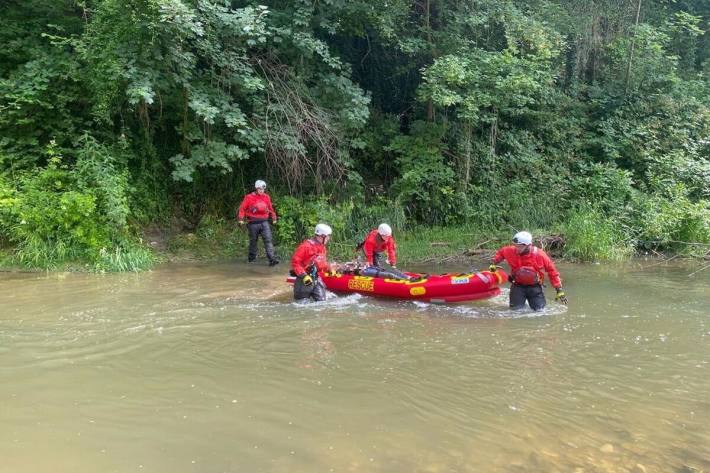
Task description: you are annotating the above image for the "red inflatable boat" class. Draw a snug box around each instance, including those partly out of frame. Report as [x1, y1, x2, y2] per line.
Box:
[287, 269, 508, 303]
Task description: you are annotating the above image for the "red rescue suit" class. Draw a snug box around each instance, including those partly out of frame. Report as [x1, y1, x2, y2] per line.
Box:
[291, 238, 329, 276]
[492, 245, 562, 288]
[362, 229, 397, 266]
[237, 192, 277, 222]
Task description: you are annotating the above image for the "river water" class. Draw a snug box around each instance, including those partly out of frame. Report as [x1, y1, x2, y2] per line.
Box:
[1, 260, 708, 473]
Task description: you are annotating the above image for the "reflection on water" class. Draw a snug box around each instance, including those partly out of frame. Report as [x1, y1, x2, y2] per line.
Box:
[1, 260, 708, 473]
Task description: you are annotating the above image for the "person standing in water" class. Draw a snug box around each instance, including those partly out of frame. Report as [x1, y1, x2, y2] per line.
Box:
[291, 223, 335, 302]
[237, 180, 279, 266]
[490, 231, 568, 310]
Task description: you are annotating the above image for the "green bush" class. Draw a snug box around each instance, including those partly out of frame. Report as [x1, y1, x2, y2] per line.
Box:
[75, 135, 132, 229]
[273, 196, 352, 247]
[388, 122, 461, 224]
[2, 142, 154, 271]
[562, 206, 634, 262]
[569, 162, 634, 216]
[471, 178, 568, 230]
[166, 215, 244, 261]
[345, 196, 407, 241]
[632, 186, 710, 256]
[0, 173, 17, 245]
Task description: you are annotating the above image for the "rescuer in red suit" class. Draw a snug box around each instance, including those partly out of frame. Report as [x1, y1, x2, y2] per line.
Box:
[358, 223, 413, 281]
[237, 179, 278, 266]
[361, 223, 397, 268]
[490, 231, 568, 310]
[290, 223, 335, 302]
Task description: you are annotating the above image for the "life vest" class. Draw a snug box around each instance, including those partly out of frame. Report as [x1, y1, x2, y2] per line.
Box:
[291, 238, 328, 276]
[512, 266, 541, 286]
[250, 201, 268, 214]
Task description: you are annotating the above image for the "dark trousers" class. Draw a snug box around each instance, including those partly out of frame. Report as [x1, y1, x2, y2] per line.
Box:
[361, 265, 410, 280]
[247, 221, 276, 262]
[510, 283, 546, 311]
[293, 275, 327, 302]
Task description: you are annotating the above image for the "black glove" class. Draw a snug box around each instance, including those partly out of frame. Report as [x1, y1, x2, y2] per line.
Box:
[555, 287, 568, 305]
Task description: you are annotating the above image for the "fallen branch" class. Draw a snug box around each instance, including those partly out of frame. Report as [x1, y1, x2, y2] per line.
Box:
[473, 238, 492, 249]
[688, 262, 710, 277]
[641, 240, 710, 247]
[641, 254, 679, 269]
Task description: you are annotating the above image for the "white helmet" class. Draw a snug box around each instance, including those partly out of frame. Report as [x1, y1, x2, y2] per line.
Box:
[512, 231, 533, 245]
[254, 179, 266, 189]
[377, 223, 392, 237]
[314, 223, 332, 236]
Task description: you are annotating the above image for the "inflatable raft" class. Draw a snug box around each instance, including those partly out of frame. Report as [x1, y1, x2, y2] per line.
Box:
[288, 269, 508, 303]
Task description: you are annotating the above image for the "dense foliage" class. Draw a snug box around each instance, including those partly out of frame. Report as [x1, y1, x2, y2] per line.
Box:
[1, 0, 708, 268]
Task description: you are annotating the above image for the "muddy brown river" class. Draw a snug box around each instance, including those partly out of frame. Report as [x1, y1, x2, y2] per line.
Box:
[1, 259, 708, 472]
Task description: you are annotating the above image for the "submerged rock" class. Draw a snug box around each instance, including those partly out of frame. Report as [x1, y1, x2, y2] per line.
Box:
[632, 464, 647, 473]
[600, 443, 615, 453]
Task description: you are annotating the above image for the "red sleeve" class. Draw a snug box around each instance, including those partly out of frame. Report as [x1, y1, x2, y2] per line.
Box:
[362, 232, 376, 265]
[387, 237, 397, 265]
[492, 246, 507, 264]
[265, 195, 277, 219]
[237, 194, 251, 219]
[291, 242, 311, 276]
[539, 250, 562, 288]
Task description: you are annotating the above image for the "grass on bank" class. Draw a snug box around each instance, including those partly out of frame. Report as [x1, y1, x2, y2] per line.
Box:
[165, 219, 518, 266]
[0, 220, 654, 272]
[0, 237, 156, 272]
[561, 207, 635, 262]
[171, 214, 668, 267]
[134, 194, 710, 268]
[3, 206, 706, 272]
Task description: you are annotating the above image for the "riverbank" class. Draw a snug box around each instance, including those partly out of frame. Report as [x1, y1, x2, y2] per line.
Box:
[133, 221, 710, 266]
[3, 221, 707, 274]
[152, 224, 559, 267]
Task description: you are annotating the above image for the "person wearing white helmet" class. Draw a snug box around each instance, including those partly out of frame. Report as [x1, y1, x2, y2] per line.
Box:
[354, 223, 416, 281]
[290, 223, 336, 301]
[237, 179, 279, 266]
[489, 231, 567, 310]
[359, 223, 397, 268]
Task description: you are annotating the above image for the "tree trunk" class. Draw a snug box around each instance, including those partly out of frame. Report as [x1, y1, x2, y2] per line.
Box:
[462, 122, 472, 192]
[624, 0, 642, 96]
[425, 0, 435, 122]
[181, 87, 190, 157]
[489, 111, 498, 158]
